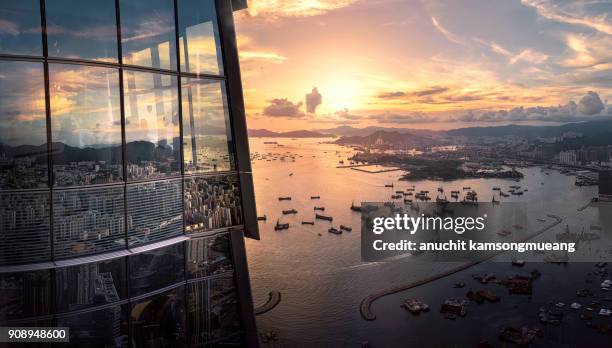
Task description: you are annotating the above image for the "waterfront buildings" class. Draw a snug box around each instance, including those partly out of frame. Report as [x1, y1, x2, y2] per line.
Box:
[0, 0, 259, 346]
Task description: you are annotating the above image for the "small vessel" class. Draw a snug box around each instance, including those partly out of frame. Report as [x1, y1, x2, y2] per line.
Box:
[278, 196, 291, 201]
[437, 187, 444, 193]
[314, 206, 325, 211]
[310, 196, 321, 200]
[328, 227, 342, 235]
[257, 215, 267, 221]
[282, 209, 298, 215]
[316, 214, 333, 221]
[350, 202, 362, 212]
[395, 190, 404, 194]
[385, 183, 394, 188]
[289, 173, 293, 176]
[339, 160, 344, 164]
[391, 194, 402, 199]
[492, 187, 501, 191]
[274, 220, 289, 231]
[463, 186, 471, 190]
[301, 221, 315, 225]
[404, 198, 413, 203]
[340, 225, 352, 232]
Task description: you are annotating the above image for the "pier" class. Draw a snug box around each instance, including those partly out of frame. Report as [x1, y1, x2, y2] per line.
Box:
[359, 214, 563, 321]
[255, 290, 282, 315]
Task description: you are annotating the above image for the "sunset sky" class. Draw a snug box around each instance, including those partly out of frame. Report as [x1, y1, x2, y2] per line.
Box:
[234, 0, 612, 131]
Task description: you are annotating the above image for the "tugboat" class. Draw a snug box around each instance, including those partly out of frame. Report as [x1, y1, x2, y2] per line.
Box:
[282, 209, 298, 215]
[278, 196, 291, 201]
[314, 206, 325, 211]
[328, 227, 342, 235]
[257, 215, 267, 221]
[350, 202, 362, 212]
[340, 225, 352, 232]
[274, 220, 289, 231]
[316, 214, 333, 221]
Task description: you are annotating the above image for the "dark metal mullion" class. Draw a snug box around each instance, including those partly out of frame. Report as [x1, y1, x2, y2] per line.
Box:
[39, 0, 58, 320]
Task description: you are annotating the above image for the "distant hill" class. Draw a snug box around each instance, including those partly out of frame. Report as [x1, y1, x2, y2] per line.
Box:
[334, 130, 440, 147]
[248, 129, 334, 138]
[447, 119, 612, 138]
[317, 125, 428, 137]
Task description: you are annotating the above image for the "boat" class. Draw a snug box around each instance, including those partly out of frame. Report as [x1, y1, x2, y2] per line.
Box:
[282, 209, 298, 215]
[274, 220, 289, 231]
[339, 225, 352, 232]
[339, 160, 344, 164]
[385, 183, 394, 188]
[278, 196, 291, 201]
[404, 198, 413, 203]
[316, 214, 333, 221]
[328, 227, 342, 235]
[492, 187, 501, 191]
[350, 202, 362, 212]
[289, 173, 293, 176]
[257, 215, 267, 221]
[463, 186, 471, 190]
[391, 194, 402, 199]
[301, 221, 315, 225]
[438, 187, 444, 193]
[310, 196, 321, 200]
[314, 206, 325, 211]
[395, 190, 404, 194]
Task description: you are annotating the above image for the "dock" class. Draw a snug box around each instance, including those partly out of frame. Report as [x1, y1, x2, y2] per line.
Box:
[359, 214, 563, 321]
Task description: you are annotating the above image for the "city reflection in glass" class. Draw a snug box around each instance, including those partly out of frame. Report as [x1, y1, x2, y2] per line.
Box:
[45, 0, 118, 62]
[0, 1, 42, 55]
[0, 61, 48, 189]
[57, 304, 128, 347]
[177, 0, 223, 75]
[182, 79, 234, 173]
[209, 276, 241, 340]
[187, 233, 233, 279]
[184, 174, 242, 233]
[126, 179, 182, 247]
[49, 63, 123, 186]
[129, 243, 184, 297]
[55, 258, 126, 312]
[187, 280, 208, 345]
[53, 186, 125, 258]
[124, 70, 180, 180]
[0, 270, 52, 321]
[131, 287, 186, 347]
[120, 0, 177, 70]
[0, 191, 50, 265]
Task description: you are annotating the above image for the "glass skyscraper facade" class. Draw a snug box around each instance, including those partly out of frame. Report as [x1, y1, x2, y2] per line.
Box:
[0, 0, 259, 346]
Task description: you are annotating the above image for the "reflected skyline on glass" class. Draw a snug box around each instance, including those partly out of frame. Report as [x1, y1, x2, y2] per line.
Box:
[45, 0, 118, 62]
[0, 1, 42, 56]
[120, 0, 177, 70]
[49, 63, 122, 186]
[124, 70, 180, 180]
[178, 0, 223, 76]
[182, 79, 234, 173]
[0, 60, 48, 189]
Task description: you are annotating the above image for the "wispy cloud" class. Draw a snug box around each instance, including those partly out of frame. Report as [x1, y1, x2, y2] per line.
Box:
[431, 16, 465, 45]
[245, 0, 361, 18]
[521, 0, 612, 36]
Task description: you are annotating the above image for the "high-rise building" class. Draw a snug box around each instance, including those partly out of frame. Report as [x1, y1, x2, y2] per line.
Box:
[0, 0, 259, 346]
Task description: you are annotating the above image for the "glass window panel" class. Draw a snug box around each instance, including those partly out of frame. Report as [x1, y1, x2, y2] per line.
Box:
[0, 61, 48, 189]
[0, 0, 42, 55]
[0, 270, 52, 321]
[45, 0, 118, 62]
[126, 179, 183, 247]
[124, 71, 180, 180]
[53, 186, 125, 259]
[128, 243, 184, 297]
[130, 286, 186, 347]
[56, 304, 128, 347]
[120, 0, 177, 70]
[55, 258, 127, 313]
[0, 190, 51, 265]
[187, 233, 233, 279]
[184, 174, 242, 233]
[182, 79, 234, 173]
[209, 276, 241, 341]
[49, 63, 122, 187]
[177, 0, 223, 75]
[187, 280, 208, 346]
